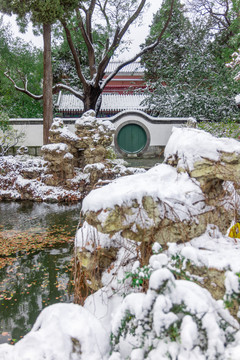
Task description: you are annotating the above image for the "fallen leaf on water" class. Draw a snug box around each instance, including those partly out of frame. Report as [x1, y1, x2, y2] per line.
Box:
[1, 332, 9, 336]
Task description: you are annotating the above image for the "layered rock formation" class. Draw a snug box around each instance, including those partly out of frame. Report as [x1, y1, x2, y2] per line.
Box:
[41, 111, 115, 185]
[0, 111, 142, 202]
[164, 127, 240, 201]
[76, 127, 240, 317]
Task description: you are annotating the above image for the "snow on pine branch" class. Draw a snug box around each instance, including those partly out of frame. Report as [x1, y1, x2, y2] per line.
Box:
[226, 48, 240, 81]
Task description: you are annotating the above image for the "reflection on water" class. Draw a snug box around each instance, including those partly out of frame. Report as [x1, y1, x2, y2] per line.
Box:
[0, 201, 81, 344]
[0, 201, 81, 231]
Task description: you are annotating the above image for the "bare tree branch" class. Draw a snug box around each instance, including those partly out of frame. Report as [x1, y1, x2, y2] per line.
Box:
[95, 0, 147, 86]
[187, 0, 232, 31]
[97, 0, 111, 31]
[61, 19, 88, 90]
[75, 8, 96, 78]
[4, 71, 43, 100]
[95, 26, 120, 84]
[4, 69, 84, 101]
[117, 0, 147, 43]
[100, 0, 176, 89]
[86, 0, 97, 43]
[52, 83, 84, 100]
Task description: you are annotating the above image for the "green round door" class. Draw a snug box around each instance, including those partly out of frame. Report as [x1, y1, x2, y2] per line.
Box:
[117, 123, 147, 153]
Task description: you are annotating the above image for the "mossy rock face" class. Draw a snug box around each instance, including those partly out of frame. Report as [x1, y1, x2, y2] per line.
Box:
[85, 205, 136, 234]
[79, 190, 233, 295]
[76, 247, 118, 292]
[84, 196, 232, 246]
[187, 264, 226, 299]
[83, 146, 106, 165]
[142, 196, 161, 224]
[166, 144, 240, 198]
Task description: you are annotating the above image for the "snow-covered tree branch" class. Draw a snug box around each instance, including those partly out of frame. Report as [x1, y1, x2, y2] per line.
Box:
[56, 0, 175, 113]
[1, 0, 176, 118]
[4, 71, 43, 100]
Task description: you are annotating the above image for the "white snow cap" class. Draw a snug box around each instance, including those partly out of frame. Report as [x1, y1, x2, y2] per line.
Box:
[0, 303, 110, 360]
[82, 163, 204, 215]
[41, 142, 69, 153]
[164, 127, 240, 171]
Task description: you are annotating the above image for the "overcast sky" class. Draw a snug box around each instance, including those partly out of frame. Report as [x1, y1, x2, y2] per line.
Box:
[120, 0, 161, 59]
[4, 0, 161, 59]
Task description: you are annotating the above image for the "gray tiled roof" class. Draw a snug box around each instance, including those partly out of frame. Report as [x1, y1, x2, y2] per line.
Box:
[56, 93, 147, 112]
[105, 61, 144, 74]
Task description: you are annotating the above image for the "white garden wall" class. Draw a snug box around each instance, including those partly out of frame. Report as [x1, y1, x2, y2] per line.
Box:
[10, 111, 191, 157]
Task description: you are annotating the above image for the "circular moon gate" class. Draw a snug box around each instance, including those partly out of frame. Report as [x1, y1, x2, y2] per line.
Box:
[117, 123, 147, 154]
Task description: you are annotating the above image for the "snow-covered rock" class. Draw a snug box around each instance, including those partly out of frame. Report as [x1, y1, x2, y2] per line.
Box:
[164, 127, 240, 195]
[0, 111, 143, 202]
[75, 127, 240, 306]
[0, 303, 110, 360]
[1, 128, 240, 359]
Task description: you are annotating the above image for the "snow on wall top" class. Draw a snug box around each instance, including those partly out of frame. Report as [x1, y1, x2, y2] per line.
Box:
[56, 93, 147, 112]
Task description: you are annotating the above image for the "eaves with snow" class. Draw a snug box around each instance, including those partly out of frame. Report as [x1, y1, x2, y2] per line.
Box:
[104, 61, 145, 75]
[55, 93, 147, 117]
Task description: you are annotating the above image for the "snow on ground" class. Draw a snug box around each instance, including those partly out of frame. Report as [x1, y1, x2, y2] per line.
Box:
[0, 303, 110, 360]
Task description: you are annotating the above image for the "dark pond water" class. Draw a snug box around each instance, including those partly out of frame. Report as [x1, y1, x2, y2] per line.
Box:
[0, 201, 81, 344]
[125, 156, 164, 169]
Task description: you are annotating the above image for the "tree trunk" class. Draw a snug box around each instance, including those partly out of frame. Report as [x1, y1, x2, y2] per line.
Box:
[43, 23, 53, 145]
[83, 85, 102, 115]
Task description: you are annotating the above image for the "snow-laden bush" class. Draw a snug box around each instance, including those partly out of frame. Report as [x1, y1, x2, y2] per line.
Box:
[110, 261, 240, 359]
[227, 49, 240, 82]
[142, 85, 240, 122]
[197, 119, 240, 139]
[0, 112, 25, 156]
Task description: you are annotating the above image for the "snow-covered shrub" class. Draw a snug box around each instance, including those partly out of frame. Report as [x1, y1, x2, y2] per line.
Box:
[123, 264, 153, 289]
[0, 127, 25, 156]
[111, 267, 240, 359]
[224, 271, 240, 315]
[197, 120, 240, 139]
[0, 112, 25, 156]
[226, 49, 240, 82]
[106, 146, 117, 161]
[143, 86, 240, 122]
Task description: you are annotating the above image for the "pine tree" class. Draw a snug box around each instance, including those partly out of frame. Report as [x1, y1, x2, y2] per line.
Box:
[0, 0, 77, 143]
[141, 0, 240, 121]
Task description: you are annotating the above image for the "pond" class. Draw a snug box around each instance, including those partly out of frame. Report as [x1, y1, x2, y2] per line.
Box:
[0, 201, 81, 345]
[125, 156, 164, 169]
